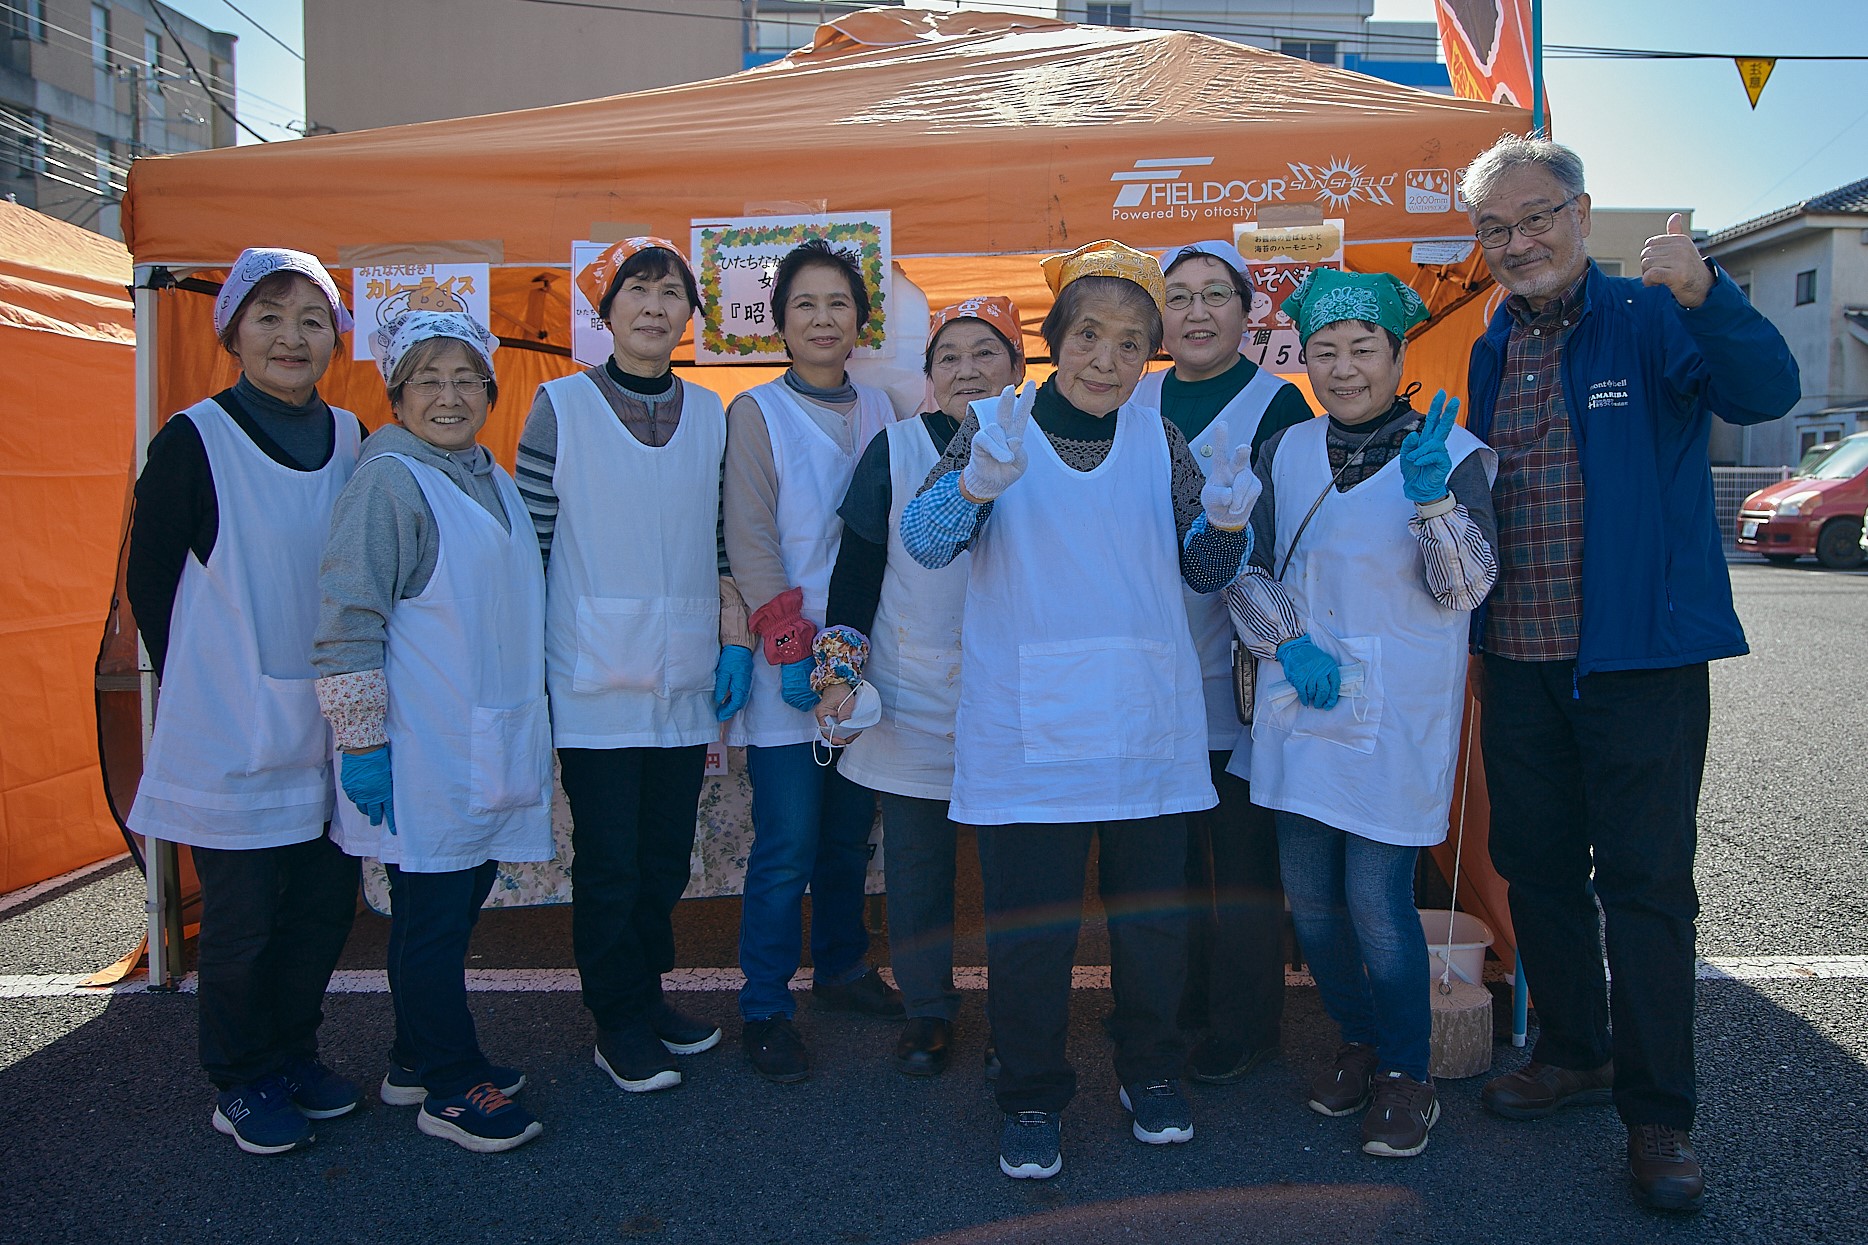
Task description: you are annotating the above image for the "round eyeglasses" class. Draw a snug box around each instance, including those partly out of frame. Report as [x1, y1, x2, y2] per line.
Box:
[403, 378, 490, 397]
[1474, 195, 1580, 249]
[1164, 284, 1240, 311]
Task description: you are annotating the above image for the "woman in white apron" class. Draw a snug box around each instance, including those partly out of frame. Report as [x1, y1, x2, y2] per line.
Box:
[516, 238, 742, 1096]
[313, 312, 551, 1153]
[1224, 269, 1500, 1161]
[816, 296, 1026, 1078]
[721, 240, 901, 1083]
[899, 241, 1259, 1181]
[1132, 240, 1314, 1085]
[127, 247, 362, 1157]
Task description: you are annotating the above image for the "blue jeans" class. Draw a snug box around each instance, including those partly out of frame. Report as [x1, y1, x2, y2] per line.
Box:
[738, 743, 877, 1020]
[1275, 811, 1430, 1082]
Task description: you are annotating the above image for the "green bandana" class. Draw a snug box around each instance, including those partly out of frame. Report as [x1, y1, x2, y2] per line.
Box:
[1281, 269, 1429, 343]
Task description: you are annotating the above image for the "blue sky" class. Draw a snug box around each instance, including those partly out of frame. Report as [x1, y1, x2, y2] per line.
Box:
[163, 0, 1866, 232]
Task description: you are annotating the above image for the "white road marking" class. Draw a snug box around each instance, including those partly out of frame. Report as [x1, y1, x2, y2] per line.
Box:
[6, 957, 1868, 1000]
[0, 853, 131, 915]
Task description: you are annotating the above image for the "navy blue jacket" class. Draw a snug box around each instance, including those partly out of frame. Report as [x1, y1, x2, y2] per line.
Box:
[1467, 260, 1800, 677]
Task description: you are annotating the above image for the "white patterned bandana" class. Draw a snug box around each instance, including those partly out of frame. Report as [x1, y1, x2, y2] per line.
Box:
[214, 247, 353, 335]
[1281, 268, 1428, 343]
[371, 310, 498, 385]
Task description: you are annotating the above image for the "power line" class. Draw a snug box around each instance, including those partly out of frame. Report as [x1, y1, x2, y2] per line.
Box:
[216, 0, 304, 61]
[149, 2, 270, 142]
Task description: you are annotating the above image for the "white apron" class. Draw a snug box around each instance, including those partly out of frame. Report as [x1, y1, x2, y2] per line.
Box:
[541, 373, 726, 749]
[950, 401, 1215, 826]
[1135, 362, 1294, 759]
[1244, 416, 1496, 846]
[129, 398, 360, 849]
[838, 417, 968, 800]
[332, 453, 552, 872]
[728, 378, 894, 749]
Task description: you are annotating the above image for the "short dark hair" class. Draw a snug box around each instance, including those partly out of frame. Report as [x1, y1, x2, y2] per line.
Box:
[1297, 318, 1403, 361]
[598, 247, 701, 321]
[921, 318, 1019, 378]
[1039, 276, 1164, 358]
[386, 336, 499, 409]
[770, 238, 870, 333]
[1162, 251, 1252, 305]
[217, 270, 314, 354]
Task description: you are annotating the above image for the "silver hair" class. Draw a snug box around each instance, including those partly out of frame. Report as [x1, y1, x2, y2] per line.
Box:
[1460, 134, 1586, 210]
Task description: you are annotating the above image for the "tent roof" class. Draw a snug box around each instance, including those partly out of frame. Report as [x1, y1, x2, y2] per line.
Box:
[123, 8, 1527, 267]
[0, 202, 134, 342]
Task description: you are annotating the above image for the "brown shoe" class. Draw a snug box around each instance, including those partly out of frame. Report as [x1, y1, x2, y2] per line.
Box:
[1481, 1059, 1614, 1120]
[1627, 1124, 1705, 1213]
[1360, 1071, 1440, 1158]
[1307, 1043, 1380, 1117]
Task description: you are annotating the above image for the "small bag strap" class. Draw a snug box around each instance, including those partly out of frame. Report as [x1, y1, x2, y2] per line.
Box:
[1273, 421, 1387, 583]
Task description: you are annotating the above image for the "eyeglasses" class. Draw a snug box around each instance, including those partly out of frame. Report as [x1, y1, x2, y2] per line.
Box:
[403, 377, 490, 397]
[1474, 195, 1579, 249]
[1164, 284, 1239, 311]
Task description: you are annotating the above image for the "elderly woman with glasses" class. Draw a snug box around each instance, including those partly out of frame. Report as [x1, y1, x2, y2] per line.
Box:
[901, 240, 1258, 1181]
[313, 311, 551, 1154]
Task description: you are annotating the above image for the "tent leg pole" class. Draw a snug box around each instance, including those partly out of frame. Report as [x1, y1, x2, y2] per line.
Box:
[146, 838, 181, 990]
[1512, 957, 1529, 1048]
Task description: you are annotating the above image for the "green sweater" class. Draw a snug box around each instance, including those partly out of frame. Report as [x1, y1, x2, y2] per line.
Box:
[1157, 355, 1315, 463]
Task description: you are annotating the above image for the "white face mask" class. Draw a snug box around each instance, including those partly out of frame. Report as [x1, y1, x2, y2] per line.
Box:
[812, 681, 882, 766]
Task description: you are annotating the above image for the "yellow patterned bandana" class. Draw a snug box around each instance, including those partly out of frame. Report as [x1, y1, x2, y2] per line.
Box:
[1040, 239, 1166, 315]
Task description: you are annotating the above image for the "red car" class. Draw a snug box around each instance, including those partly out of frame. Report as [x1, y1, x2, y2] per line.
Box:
[1736, 431, 1868, 569]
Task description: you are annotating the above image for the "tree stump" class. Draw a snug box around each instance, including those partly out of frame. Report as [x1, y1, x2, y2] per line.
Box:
[1429, 980, 1493, 1079]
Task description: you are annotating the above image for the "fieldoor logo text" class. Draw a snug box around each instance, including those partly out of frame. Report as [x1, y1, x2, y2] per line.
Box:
[1110, 157, 1288, 222]
[1285, 157, 1397, 210]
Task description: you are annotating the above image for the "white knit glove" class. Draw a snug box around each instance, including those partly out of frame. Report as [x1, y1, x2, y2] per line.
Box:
[1199, 422, 1260, 531]
[959, 383, 1036, 503]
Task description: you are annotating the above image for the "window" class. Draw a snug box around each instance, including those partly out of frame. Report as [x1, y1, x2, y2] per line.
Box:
[1281, 40, 1339, 65]
[0, 105, 47, 177]
[1087, 3, 1133, 24]
[5, 1, 47, 42]
[92, 4, 113, 107]
[144, 30, 165, 126]
[1794, 269, 1817, 305]
[1594, 259, 1623, 277]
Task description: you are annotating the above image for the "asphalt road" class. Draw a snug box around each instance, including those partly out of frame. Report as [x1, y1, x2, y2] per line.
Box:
[2, 562, 1863, 1244]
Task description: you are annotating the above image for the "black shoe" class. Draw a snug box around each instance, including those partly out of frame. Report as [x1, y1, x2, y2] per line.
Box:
[983, 1040, 1002, 1082]
[893, 1017, 953, 1077]
[595, 1023, 682, 1093]
[1628, 1124, 1705, 1213]
[810, 968, 905, 1019]
[649, 1000, 722, 1055]
[1188, 1037, 1278, 1085]
[743, 1017, 810, 1083]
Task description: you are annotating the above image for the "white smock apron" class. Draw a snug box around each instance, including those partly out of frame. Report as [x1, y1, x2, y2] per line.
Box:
[1134, 362, 1292, 761]
[1243, 415, 1495, 846]
[541, 373, 725, 749]
[838, 417, 968, 800]
[728, 378, 893, 749]
[950, 401, 1215, 826]
[129, 398, 360, 849]
[332, 453, 552, 872]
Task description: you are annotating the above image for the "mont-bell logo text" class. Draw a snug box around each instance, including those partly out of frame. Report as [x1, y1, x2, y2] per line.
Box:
[1110, 157, 1288, 222]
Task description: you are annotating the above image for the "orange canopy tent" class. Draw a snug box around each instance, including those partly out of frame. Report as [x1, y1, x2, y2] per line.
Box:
[0, 203, 135, 892]
[116, 7, 1525, 986]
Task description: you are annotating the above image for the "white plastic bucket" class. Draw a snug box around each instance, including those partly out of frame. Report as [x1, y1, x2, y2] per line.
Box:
[1418, 909, 1492, 988]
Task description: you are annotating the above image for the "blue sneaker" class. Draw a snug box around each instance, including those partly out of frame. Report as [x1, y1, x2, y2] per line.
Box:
[380, 1062, 525, 1107]
[1119, 1079, 1194, 1144]
[998, 1110, 1062, 1179]
[281, 1058, 361, 1120]
[212, 1076, 313, 1155]
[418, 1082, 542, 1153]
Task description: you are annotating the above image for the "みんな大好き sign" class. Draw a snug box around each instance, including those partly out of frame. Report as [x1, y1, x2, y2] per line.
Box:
[351, 263, 491, 361]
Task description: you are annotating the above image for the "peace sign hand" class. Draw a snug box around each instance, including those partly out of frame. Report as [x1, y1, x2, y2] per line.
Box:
[1399, 389, 1458, 505]
[960, 382, 1036, 503]
[1641, 213, 1713, 309]
[1199, 422, 1260, 531]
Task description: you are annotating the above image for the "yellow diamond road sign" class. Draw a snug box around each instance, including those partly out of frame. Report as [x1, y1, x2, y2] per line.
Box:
[1735, 58, 1777, 109]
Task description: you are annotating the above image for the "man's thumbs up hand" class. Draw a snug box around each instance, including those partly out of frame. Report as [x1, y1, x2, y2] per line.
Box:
[1641, 211, 1713, 308]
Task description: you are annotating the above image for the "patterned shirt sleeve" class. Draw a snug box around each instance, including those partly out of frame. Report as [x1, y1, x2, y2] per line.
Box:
[901, 469, 988, 569]
[514, 387, 560, 566]
[1165, 417, 1252, 593]
[1410, 453, 1499, 611]
[315, 667, 387, 751]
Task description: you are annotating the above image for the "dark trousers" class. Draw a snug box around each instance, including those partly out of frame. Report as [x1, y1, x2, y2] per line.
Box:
[1183, 752, 1285, 1051]
[559, 745, 707, 1034]
[1482, 655, 1707, 1129]
[979, 816, 1190, 1115]
[385, 860, 499, 1098]
[193, 832, 358, 1090]
[878, 791, 961, 1022]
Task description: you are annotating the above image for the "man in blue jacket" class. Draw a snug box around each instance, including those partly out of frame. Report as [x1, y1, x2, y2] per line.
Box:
[1459, 135, 1798, 1215]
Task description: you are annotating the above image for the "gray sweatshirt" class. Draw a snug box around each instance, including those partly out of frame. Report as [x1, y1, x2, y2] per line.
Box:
[311, 423, 516, 677]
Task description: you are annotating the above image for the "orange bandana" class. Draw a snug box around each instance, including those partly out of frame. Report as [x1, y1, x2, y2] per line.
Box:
[1040, 239, 1166, 315]
[928, 295, 1025, 359]
[575, 236, 690, 313]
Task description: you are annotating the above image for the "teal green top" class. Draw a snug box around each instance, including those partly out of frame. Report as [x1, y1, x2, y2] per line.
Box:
[1158, 355, 1316, 461]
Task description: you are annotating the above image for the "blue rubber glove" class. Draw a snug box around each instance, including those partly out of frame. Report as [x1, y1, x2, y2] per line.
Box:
[780, 657, 820, 713]
[339, 744, 396, 834]
[1399, 390, 1459, 505]
[1277, 635, 1341, 710]
[714, 644, 754, 722]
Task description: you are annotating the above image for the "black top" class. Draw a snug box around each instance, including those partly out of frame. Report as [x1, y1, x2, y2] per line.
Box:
[126, 382, 367, 679]
[605, 357, 674, 395]
[827, 412, 960, 637]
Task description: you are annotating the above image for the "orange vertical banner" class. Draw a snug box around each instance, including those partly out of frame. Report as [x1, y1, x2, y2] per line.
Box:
[1437, 0, 1537, 110]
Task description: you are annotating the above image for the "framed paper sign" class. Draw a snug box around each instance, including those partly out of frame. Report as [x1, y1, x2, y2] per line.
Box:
[690, 213, 891, 364]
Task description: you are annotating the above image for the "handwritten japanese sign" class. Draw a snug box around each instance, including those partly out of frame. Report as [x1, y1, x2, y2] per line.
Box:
[689, 213, 891, 364]
[1232, 220, 1345, 374]
[351, 263, 492, 361]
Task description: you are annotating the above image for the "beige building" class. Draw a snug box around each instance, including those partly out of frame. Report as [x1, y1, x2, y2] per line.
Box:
[1583, 207, 1688, 279]
[2, 0, 235, 238]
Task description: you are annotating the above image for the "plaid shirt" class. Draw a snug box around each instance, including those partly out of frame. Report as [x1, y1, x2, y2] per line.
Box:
[1483, 273, 1587, 661]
